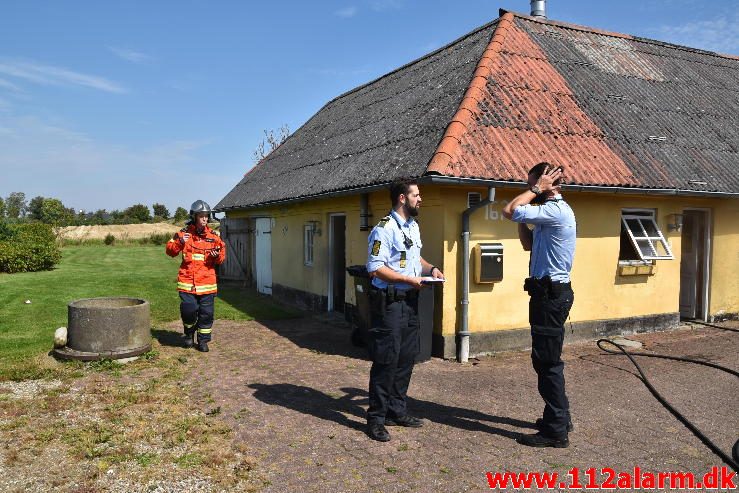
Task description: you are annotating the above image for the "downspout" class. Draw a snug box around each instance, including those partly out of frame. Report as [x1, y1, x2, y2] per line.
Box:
[360, 193, 370, 231]
[459, 187, 495, 363]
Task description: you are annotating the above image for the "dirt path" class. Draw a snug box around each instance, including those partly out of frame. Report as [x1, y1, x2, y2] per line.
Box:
[183, 318, 739, 492]
[2, 318, 736, 492]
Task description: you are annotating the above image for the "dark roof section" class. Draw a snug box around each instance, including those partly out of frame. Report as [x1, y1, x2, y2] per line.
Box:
[216, 21, 498, 210]
[219, 11, 739, 210]
[427, 13, 739, 194]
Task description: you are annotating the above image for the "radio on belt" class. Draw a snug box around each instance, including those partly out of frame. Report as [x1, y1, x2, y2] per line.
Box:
[474, 243, 503, 283]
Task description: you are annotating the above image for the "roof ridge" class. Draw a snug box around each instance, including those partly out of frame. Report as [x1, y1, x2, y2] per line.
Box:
[426, 11, 516, 175]
[503, 9, 739, 62]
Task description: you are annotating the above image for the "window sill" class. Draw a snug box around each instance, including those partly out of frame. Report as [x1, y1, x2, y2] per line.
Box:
[618, 261, 656, 276]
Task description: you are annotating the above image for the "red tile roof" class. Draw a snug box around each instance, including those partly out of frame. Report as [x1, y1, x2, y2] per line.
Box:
[426, 11, 739, 193]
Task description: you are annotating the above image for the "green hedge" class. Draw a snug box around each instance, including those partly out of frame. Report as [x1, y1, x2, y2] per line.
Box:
[0, 223, 62, 273]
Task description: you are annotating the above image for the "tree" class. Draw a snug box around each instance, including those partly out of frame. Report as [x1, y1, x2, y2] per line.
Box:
[5, 192, 27, 219]
[253, 124, 290, 163]
[173, 207, 189, 222]
[0, 197, 5, 219]
[124, 204, 151, 223]
[39, 198, 73, 225]
[28, 196, 45, 221]
[152, 203, 170, 220]
[92, 209, 108, 225]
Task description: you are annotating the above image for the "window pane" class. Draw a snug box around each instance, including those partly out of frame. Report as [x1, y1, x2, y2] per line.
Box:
[626, 219, 646, 237]
[636, 239, 655, 257]
[653, 240, 668, 257]
[642, 218, 659, 237]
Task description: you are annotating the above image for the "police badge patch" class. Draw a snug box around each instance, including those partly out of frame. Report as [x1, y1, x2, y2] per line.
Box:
[372, 240, 381, 256]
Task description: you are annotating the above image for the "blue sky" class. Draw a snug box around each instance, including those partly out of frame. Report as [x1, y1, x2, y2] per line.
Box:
[1, 0, 737, 214]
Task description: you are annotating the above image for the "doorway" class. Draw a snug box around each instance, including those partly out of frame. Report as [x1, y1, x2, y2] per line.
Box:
[328, 214, 346, 312]
[679, 210, 710, 320]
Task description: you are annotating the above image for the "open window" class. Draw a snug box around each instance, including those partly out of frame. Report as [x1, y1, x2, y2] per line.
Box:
[303, 225, 314, 266]
[619, 209, 673, 262]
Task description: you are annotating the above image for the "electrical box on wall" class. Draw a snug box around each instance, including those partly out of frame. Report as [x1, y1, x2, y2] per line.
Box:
[474, 243, 503, 283]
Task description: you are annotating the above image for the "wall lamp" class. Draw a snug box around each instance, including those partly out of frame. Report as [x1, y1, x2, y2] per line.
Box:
[667, 213, 683, 232]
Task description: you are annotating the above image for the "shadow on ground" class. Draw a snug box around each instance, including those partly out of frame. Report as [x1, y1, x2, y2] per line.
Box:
[248, 383, 535, 440]
[152, 328, 186, 348]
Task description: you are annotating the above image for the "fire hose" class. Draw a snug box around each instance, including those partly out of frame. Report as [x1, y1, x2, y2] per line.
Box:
[596, 337, 739, 472]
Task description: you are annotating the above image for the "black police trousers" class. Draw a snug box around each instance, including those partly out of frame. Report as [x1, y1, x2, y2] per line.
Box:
[528, 281, 574, 439]
[367, 290, 420, 424]
[179, 292, 215, 343]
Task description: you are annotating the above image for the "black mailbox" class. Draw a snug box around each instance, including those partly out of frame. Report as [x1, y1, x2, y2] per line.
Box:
[474, 243, 503, 283]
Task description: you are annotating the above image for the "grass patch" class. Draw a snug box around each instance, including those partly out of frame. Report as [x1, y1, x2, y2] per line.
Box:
[0, 244, 297, 380]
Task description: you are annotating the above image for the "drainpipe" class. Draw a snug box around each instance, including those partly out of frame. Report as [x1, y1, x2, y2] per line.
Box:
[459, 187, 495, 363]
[360, 193, 370, 231]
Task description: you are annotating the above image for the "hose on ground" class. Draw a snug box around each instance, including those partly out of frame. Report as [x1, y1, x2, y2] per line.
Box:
[596, 338, 738, 472]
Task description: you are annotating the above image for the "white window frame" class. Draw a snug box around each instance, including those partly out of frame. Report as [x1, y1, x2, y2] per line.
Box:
[621, 209, 673, 261]
[303, 225, 314, 266]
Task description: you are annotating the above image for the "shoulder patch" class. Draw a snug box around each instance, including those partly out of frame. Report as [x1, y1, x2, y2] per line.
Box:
[371, 240, 382, 256]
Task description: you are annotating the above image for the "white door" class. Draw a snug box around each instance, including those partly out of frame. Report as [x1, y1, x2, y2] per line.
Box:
[255, 218, 272, 295]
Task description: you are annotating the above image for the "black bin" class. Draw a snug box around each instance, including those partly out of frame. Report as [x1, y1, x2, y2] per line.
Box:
[346, 265, 434, 363]
[346, 265, 371, 347]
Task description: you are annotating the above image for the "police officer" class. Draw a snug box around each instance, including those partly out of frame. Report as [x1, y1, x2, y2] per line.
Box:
[503, 163, 576, 448]
[166, 200, 226, 352]
[365, 179, 445, 442]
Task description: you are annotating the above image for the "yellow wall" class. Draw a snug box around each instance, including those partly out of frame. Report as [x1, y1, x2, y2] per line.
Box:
[710, 198, 739, 316]
[227, 187, 738, 330]
[438, 187, 739, 334]
[226, 189, 447, 305]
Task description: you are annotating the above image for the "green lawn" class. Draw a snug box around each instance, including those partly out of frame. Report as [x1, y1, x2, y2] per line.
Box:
[0, 244, 297, 376]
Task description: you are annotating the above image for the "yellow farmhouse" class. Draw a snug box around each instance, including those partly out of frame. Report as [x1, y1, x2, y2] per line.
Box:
[216, 10, 739, 359]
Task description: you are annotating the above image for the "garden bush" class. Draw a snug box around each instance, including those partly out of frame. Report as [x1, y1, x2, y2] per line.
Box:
[0, 223, 62, 273]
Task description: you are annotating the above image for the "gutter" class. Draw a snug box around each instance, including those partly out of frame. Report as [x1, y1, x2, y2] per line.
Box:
[424, 176, 739, 198]
[459, 187, 495, 363]
[214, 183, 390, 213]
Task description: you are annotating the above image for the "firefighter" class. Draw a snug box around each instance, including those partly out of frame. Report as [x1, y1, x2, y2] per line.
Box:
[165, 200, 226, 352]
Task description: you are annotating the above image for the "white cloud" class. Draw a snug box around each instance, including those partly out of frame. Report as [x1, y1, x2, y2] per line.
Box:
[335, 6, 358, 18]
[651, 12, 739, 55]
[108, 46, 154, 64]
[0, 60, 127, 94]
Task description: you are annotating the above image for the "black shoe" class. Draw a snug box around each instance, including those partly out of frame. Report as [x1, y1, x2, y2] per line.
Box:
[536, 418, 574, 433]
[367, 423, 391, 442]
[517, 432, 569, 448]
[197, 341, 209, 352]
[385, 415, 424, 428]
[183, 334, 194, 348]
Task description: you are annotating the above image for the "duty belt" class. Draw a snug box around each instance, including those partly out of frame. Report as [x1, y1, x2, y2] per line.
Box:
[372, 285, 419, 302]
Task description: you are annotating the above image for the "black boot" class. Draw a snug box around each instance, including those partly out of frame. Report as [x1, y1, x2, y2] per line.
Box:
[197, 340, 209, 352]
[183, 332, 195, 348]
[517, 432, 569, 448]
[367, 423, 390, 442]
[536, 417, 574, 433]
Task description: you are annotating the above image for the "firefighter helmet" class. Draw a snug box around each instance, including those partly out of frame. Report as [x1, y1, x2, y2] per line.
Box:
[189, 200, 212, 221]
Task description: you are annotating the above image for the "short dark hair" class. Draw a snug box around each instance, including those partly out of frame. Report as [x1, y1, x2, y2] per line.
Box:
[389, 179, 418, 207]
[528, 161, 563, 186]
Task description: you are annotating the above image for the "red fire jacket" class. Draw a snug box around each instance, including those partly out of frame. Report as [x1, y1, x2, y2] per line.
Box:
[165, 224, 226, 294]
